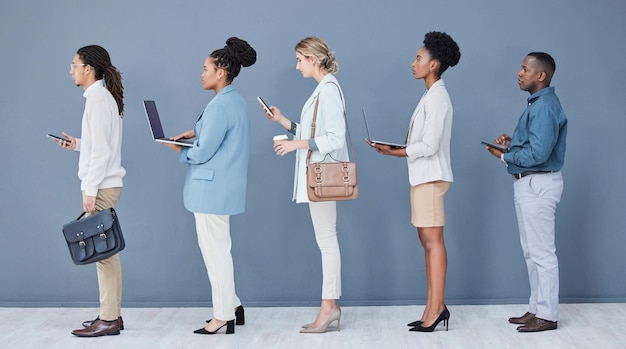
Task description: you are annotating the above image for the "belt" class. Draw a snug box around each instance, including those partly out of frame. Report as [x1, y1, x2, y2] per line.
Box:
[512, 171, 552, 180]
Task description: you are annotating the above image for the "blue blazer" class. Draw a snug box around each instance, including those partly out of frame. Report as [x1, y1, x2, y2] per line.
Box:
[179, 85, 249, 215]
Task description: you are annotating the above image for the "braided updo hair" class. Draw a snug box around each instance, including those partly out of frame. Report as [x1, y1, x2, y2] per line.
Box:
[76, 45, 124, 116]
[210, 37, 257, 83]
[295, 37, 339, 74]
[422, 31, 461, 76]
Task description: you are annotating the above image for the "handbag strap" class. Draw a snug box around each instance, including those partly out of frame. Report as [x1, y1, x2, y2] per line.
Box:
[306, 81, 356, 164]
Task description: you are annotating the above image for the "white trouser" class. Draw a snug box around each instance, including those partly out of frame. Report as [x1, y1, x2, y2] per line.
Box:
[309, 201, 342, 300]
[194, 213, 241, 321]
[513, 171, 563, 321]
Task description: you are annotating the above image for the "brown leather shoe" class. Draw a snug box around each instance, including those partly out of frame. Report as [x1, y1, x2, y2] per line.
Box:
[83, 316, 124, 330]
[516, 317, 558, 332]
[508, 312, 535, 324]
[72, 319, 121, 337]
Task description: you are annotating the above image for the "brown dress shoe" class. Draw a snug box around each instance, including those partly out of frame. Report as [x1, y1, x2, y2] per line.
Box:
[516, 317, 558, 332]
[508, 312, 536, 324]
[83, 316, 124, 330]
[72, 318, 121, 337]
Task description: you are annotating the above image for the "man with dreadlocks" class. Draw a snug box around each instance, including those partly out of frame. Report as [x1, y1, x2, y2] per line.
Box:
[56, 45, 126, 337]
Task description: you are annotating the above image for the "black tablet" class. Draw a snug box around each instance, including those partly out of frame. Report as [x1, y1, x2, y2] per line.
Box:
[481, 141, 507, 153]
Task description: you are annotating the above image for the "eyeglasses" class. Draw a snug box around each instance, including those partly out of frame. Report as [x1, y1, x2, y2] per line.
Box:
[70, 63, 87, 70]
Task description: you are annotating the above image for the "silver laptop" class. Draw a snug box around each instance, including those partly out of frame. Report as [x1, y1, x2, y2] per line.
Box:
[143, 100, 194, 147]
[362, 107, 407, 148]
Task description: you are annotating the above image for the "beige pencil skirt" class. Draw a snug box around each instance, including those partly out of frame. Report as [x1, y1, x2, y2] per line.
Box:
[410, 180, 450, 228]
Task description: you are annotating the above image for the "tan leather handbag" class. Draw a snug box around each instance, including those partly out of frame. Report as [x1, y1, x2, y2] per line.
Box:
[306, 83, 358, 202]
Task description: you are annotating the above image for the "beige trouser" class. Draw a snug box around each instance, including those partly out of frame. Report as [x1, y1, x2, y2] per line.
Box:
[83, 187, 122, 321]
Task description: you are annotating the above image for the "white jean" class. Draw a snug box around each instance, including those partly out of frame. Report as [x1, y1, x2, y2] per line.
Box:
[513, 172, 563, 321]
[309, 201, 342, 300]
[194, 213, 241, 321]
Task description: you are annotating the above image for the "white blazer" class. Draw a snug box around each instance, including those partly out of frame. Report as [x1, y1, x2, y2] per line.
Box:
[405, 79, 453, 186]
[292, 74, 349, 203]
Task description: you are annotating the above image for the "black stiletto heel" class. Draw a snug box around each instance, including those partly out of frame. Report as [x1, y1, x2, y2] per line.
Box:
[409, 305, 450, 332]
[194, 320, 235, 335]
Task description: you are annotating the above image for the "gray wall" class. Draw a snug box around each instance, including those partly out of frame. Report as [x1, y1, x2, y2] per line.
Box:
[1, 0, 625, 307]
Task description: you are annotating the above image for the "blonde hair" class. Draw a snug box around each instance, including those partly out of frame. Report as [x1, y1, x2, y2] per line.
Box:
[295, 36, 339, 74]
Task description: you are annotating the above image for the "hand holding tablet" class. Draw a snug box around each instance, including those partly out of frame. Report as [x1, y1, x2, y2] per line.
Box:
[481, 141, 507, 153]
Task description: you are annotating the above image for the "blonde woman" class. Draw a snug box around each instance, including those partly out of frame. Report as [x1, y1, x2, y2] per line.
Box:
[261, 37, 348, 334]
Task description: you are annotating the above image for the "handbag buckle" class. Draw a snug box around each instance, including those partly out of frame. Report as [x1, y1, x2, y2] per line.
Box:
[79, 240, 86, 247]
[99, 233, 107, 240]
[314, 164, 323, 183]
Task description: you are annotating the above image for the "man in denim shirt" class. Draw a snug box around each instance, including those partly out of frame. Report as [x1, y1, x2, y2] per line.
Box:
[486, 52, 567, 332]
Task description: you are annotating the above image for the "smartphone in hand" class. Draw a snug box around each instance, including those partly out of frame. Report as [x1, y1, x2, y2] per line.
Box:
[47, 133, 70, 145]
[257, 96, 274, 117]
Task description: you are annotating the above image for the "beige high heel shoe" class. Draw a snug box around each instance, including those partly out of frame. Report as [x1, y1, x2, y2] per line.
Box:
[299, 307, 341, 334]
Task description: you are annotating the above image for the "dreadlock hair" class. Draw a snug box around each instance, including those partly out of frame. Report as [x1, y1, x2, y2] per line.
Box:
[76, 45, 124, 116]
[210, 37, 257, 83]
[422, 31, 461, 76]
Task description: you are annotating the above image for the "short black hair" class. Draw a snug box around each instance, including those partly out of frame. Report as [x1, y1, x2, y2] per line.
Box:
[527, 52, 556, 75]
[423, 31, 461, 76]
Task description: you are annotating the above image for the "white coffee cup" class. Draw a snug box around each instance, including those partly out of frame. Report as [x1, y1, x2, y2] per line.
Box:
[273, 135, 288, 145]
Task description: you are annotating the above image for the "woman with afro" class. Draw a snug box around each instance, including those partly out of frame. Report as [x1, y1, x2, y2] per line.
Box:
[367, 31, 460, 332]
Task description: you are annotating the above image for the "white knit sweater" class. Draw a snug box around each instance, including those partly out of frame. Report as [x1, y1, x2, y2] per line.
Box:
[74, 80, 125, 196]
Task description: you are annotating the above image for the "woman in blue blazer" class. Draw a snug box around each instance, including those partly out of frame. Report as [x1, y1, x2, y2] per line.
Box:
[163, 37, 256, 335]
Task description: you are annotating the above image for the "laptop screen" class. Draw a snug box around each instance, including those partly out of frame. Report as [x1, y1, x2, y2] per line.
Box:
[143, 100, 165, 139]
[362, 107, 373, 140]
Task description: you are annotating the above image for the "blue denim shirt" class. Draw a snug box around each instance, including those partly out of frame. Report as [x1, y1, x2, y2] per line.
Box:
[503, 86, 567, 174]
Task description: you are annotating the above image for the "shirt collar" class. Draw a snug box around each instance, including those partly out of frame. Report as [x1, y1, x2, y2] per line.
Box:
[313, 74, 336, 95]
[527, 86, 554, 104]
[422, 79, 445, 98]
[83, 79, 104, 98]
[429, 79, 445, 90]
[217, 84, 236, 96]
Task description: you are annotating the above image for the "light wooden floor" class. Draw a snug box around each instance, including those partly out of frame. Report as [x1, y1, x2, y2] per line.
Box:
[1, 303, 624, 349]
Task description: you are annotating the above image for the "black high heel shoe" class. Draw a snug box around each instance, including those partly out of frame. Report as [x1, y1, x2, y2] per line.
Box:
[407, 320, 423, 327]
[194, 320, 235, 335]
[235, 305, 245, 325]
[206, 305, 245, 326]
[409, 305, 450, 332]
